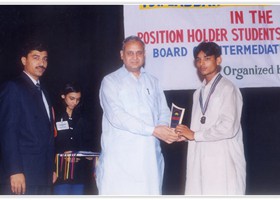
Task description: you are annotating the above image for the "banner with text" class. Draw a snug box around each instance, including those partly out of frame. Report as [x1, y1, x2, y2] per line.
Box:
[124, 5, 280, 90]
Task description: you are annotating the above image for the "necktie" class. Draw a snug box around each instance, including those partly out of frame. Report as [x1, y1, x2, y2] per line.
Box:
[36, 82, 50, 120]
[36, 82, 41, 91]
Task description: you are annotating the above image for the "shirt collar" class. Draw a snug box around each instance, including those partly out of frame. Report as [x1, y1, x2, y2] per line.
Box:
[202, 73, 220, 88]
[23, 71, 40, 85]
[120, 65, 146, 79]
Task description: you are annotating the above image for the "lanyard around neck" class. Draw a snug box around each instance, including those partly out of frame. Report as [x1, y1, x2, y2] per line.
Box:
[199, 74, 222, 116]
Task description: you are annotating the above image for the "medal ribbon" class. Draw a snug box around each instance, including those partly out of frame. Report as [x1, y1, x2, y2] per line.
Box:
[199, 74, 222, 116]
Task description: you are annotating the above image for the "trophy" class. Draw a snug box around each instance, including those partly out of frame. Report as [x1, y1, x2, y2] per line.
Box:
[170, 103, 185, 128]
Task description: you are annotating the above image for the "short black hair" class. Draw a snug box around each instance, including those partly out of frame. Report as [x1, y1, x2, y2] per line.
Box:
[20, 38, 49, 57]
[193, 41, 221, 58]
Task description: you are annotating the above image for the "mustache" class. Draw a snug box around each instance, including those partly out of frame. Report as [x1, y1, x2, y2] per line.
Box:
[37, 65, 46, 70]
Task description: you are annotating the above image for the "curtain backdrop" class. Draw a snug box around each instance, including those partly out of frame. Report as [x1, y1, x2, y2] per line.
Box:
[0, 5, 280, 195]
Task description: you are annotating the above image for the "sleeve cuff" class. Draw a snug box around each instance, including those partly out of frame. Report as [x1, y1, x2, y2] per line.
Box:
[143, 126, 155, 136]
[193, 130, 203, 141]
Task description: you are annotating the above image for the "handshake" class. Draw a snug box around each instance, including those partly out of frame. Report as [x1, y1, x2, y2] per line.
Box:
[153, 124, 194, 144]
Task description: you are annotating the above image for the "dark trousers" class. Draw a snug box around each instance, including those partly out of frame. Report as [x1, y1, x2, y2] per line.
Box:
[53, 183, 84, 195]
[0, 184, 52, 195]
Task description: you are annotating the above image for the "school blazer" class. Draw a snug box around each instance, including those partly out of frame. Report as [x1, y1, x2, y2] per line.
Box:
[0, 72, 54, 186]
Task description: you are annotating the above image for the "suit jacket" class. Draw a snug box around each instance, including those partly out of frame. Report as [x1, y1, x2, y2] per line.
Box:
[0, 72, 54, 186]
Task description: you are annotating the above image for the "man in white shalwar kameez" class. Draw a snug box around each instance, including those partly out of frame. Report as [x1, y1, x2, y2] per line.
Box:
[176, 42, 246, 195]
[96, 36, 179, 195]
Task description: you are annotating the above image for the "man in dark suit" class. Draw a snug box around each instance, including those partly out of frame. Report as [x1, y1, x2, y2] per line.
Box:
[0, 39, 56, 195]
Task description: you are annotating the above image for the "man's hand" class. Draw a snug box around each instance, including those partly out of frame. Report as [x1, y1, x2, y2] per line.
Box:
[53, 172, 58, 184]
[175, 124, 194, 140]
[177, 135, 187, 142]
[10, 173, 26, 195]
[153, 125, 178, 144]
